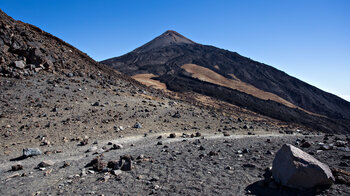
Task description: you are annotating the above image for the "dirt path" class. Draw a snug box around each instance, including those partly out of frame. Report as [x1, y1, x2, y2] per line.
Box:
[0, 132, 292, 172]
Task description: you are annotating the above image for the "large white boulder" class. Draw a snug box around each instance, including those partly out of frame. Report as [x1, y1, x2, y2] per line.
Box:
[272, 144, 334, 189]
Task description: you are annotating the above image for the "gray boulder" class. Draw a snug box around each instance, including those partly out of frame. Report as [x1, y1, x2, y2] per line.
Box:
[272, 144, 334, 189]
[23, 148, 42, 157]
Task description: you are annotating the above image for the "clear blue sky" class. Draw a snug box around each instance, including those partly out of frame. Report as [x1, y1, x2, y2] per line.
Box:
[1, 0, 349, 101]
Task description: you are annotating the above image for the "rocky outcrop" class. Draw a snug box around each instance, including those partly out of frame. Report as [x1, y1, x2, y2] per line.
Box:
[272, 144, 334, 189]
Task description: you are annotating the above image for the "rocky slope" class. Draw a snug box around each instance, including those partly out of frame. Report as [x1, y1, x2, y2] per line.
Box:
[102, 30, 350, 133]
[1, 9, 349, 196]
[0, 9, 135, 85]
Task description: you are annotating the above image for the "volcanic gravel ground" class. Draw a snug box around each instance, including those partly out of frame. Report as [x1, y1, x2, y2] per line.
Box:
[0, 132, 349, 196]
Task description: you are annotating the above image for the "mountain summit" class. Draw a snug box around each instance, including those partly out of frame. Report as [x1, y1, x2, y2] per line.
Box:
[133, 30, 196, 53]
[102, 31, 350, 133]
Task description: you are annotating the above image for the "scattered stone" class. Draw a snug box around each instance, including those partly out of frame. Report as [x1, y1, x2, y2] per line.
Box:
[62, 161, 70, 168]
[133, 122, 142, 128]
[150, 176, 159, 182]
[242, 149, 249, 153]
[169, 133, 176, 138]
[99, 174, 111, 182]
[319, 144, 333, 150]
[43, 59, 54, 70]
[272, 144, 334, 189]
[193, 139, 201, 145]
[23, 148, 42, 157]
[223, 132, 230, 136]
[157, 141, 163, 145]
[11, 164, 23, 171]
[243, 163, 256, 168]
[79, 139, 88, 146]
[107, 160, 119, 170]
[119, 155, 133, 171]
[92, 102, 100, 106]
[38, 160, 54, 167]
[300, 141, 311, 148]
[137, 175, 146, 180]
[66, 73, 74, 77]
[168, 101, 177, 106]
[111, 170, 122, 176]
[172, 111, 181, 118]
[208, 151, 218, 156]
[85, 156, 107, 172]
[114, 126, 124, 131]
[13, 60, 26, 69]
[112, 144, 123, 150]
[137, 154, 145, 159]
[195, 132, 201, 137]
[41, 140, 51, 146]
[80, 168, 87, 177]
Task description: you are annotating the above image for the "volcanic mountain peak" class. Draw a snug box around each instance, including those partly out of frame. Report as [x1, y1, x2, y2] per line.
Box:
[133, 30, 196, 53]
[102, 30, 350, 133]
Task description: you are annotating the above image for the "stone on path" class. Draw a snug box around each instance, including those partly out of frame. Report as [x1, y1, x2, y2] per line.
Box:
[23, 148, 42, 157]
[38, 160, 54, 167]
